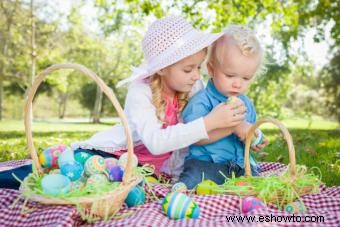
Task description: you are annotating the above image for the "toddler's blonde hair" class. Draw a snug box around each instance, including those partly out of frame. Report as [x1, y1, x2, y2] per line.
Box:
[209, 25, 266, 76]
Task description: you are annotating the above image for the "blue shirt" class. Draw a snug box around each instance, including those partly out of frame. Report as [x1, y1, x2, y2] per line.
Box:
[182, 79, 259, 170]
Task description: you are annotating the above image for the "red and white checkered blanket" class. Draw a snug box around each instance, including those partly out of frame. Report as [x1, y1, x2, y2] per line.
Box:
[0, 160, 339, 226]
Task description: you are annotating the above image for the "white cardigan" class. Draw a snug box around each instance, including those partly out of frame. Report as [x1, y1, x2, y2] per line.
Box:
[72, 79, 209, 177]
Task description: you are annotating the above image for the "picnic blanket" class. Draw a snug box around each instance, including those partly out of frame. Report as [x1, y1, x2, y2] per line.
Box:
[0, 160, 339, 226]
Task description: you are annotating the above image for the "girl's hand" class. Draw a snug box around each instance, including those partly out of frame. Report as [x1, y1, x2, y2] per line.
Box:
[234, 122, 252, 141]
[204, 102, 246, 132]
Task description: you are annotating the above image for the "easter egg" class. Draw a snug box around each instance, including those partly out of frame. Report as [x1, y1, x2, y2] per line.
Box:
[84, 155, 106, 175]
[41, 173, 71, 196]
[235, 181, 250, 187]
[162, 192, 200, 219]
[74, 152, 92, 166]
[125, 186, 145, 207]
[104, 158, 118, 171]
[108, 165, 124, 182]
[60, 161, 84, 181]
[251, 129, 264, 147]
[285, 201, 306, 214]
[241, 196, 265, 214]
[86, 173, 108, 191]
[226, 96, 240, 105]
[70, 180, 85, 191]
[171, 182, 187, 193]
[58, 147, 75, 166]
[145, 176, 158, 183]
[118, 153, 138, 169]
[196, 180, 219, 195]
[39, 144, 69, 168]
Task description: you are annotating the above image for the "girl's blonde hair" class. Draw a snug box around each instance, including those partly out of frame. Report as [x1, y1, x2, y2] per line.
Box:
[209, 25, 266, 76]
[149, 48, 208, 123]
[149, 75, 188, 123]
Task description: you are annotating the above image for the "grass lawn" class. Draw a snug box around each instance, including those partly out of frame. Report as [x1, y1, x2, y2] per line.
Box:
[0, 118, 339, 186]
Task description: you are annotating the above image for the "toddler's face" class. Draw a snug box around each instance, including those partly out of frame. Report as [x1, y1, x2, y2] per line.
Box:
[208, 42, 260, 97]
[157, 50, 206, 96]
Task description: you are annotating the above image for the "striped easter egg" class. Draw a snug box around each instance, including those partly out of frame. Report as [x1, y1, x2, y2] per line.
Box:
[162, 192, 200, 219]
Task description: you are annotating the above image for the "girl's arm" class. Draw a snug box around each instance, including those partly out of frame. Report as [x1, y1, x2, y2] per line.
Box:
[124, 82, 209, 155]
[195, 127, 235, 145]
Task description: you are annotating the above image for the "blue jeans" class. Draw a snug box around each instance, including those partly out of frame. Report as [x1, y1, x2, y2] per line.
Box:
[178, 159, 258, 189]
[0, 148, 119, 190]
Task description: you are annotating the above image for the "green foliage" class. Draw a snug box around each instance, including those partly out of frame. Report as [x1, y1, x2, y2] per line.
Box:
[254, 128, 340, 186]
[319, 52, 340, 122]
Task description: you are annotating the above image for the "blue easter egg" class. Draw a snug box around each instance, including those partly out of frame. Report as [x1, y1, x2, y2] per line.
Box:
[58, 147, 75, 166]
[108, 165, 124, 182]
[125, 186, 145, 207]
[162, 192, 200, 219]
[41, 173, 71, 196]
[60, 161, 84, 181]
[251, 129, 264, 146]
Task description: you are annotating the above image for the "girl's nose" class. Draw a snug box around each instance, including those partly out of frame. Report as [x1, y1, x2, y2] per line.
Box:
[192, 70, 201, 81]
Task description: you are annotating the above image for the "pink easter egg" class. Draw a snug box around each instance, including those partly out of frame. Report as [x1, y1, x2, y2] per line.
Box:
[39, 144, 68, 168]
[105, 158, 118, 171]
[241, 196, 265, 214]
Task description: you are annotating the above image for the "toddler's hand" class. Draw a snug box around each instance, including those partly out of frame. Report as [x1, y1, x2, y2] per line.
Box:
[251, 130, 268, 152]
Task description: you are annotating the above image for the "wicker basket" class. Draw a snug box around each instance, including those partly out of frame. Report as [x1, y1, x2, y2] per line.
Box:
[20, 63, 142, 220]
[221, 117, 318, 203]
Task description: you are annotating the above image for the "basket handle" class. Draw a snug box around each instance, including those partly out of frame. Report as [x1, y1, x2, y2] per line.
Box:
[24, 63, 135, 185]
[244, 117, 296, 178]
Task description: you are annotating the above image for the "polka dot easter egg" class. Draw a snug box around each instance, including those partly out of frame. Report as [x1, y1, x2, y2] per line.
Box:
[241, 196, 265, 214]
[196, 180, 219, 195]
[162, 192, 200, 220]
[60, 160, 84, 181]
[84, 155, 106, 176]
[39, 144, 69, 168]
[118, 153, 138, 169]
[285, 201, 307, 214]
[125, 186, 145, 208]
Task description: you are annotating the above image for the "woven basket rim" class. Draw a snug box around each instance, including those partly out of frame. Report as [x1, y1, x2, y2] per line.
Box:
[243, 117, 296, 178]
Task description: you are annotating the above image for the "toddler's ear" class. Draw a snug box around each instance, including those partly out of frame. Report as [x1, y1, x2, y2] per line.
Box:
[207, 62, 214, 77]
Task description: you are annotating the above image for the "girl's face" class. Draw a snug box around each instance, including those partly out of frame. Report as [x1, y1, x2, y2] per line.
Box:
[157, 50, 207, 97]
[208, 41, 260, 97]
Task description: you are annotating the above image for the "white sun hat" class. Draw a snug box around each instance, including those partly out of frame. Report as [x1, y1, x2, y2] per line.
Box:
[116, 16, 224, 87]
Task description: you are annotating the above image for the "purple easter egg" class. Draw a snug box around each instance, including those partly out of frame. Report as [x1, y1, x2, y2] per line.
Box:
[241, 196, 265, 214]
[108, 165, 124, 182]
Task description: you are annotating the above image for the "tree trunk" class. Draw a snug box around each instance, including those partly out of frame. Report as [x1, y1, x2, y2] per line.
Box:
[58, 92, 68, 119]
[0, 77, 3, 120]
[92, 85, 103, 123]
